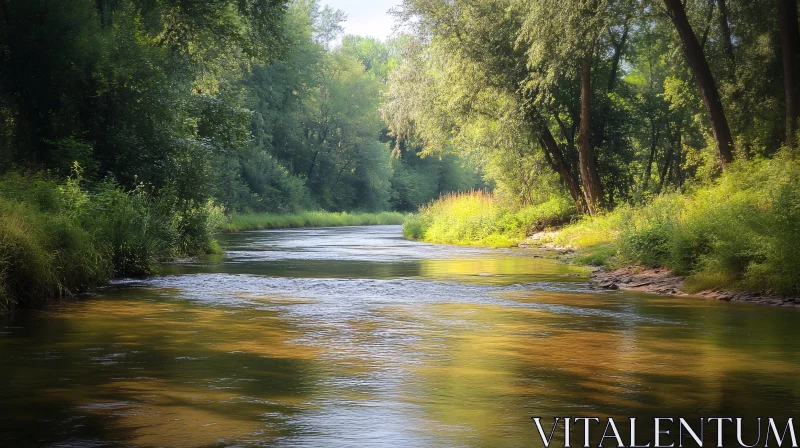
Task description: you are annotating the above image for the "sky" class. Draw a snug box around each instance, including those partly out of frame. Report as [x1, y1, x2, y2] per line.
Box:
[322, 0, 403, 41]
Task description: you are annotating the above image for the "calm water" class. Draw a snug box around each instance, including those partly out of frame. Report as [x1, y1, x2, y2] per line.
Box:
[1, 225, 799, 447]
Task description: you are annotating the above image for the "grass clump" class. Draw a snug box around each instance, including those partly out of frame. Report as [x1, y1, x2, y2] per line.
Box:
[226, 211, 406, 232]
[556, 152, 800, 296]
[574, 244, 618, 267]
[403, 191, 576, 247]
[0, 171, 226, 311]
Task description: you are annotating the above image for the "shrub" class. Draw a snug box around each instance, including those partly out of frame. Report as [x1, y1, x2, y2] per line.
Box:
[0, 171, 227, 309]
[403, 191, 577, 247]
[617, 194, 684, 266]
[556, 151, 800, 296]
[0, 200, 59, 310]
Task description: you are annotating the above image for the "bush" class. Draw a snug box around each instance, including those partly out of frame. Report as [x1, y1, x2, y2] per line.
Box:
[617, 195, 684, 267]
[403, 191, 577, 247]
[557, 152, 800, 296]
[0, 171, 226, 309]
[0, 200, 60, 310]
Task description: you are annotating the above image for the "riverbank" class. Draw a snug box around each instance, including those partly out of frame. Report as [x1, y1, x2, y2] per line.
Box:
[226, 211, 406, 232]
[1, 178, 407, 311]
[0, 172, 224, 311]
[589, 266, 800, 307]
[402, 191, 575, 248]
[405, 155, 800, 303]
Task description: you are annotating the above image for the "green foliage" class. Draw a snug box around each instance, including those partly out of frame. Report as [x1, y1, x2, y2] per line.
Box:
[404, 191, 576, 248]
[226, 211, 405, 232]
[557, 153, 800, 296]
[0, 199, 63, 310]
[574, 245, 618, 268]
[0, 172, 226, 309]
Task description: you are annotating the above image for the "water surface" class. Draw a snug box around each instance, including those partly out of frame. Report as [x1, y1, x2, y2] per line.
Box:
[2, 226, 799, 447]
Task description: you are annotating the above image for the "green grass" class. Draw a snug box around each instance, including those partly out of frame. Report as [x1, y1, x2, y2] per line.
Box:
[574, 244, 618, 267]
[554, 151, 800, 296]
[403, 152, 800, 297]
[0, 171, 225, 311]
[226, 211, 406, 232]
[403, 190, 576, 248]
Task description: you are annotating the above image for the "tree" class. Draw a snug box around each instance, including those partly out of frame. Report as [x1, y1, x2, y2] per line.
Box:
[384, 0, 590, 210]
[517, 0, 622, 214]
[662, 0, 734, 169]
[777, 0, 800, 149]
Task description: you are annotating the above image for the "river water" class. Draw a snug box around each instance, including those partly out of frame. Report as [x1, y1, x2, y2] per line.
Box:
[1, 225, 799, 447]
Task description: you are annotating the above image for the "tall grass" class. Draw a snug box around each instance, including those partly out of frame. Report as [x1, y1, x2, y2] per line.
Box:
[403, 191, 576, 247]
[226, 211, 406, 232]
[0, 171, 225, 311]
[556, 152, 800, 296]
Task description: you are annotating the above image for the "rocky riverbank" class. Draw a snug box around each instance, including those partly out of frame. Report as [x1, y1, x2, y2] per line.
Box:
[591, 266, 800, 307]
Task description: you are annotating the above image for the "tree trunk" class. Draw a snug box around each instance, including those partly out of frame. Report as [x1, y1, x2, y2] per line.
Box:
[717, 0, 736, 67]
[578, 54, 604, 216]
[307, 150, 319, 179]
[659, 143, 673, 188]
[592, 18, 631, 157]
[699, 0, 715, 50]
[643, 118, 658, 191]
[663, 0, 734, 170]
[539, 128, 588, 213]
[778, 0, 800, 149]
[607, 18, 631, 94]
[674, 126, 684, 187]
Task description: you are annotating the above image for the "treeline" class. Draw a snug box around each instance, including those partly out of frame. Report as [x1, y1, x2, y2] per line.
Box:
[388, 0, 800, 296]
[0, 0, 481, 214]
[0, 0, 483, 309]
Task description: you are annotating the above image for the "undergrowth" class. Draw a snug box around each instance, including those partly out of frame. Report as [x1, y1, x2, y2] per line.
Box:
[555, 152, 800, 296]
[0, 170, 225, 311]
[403, 191, 576, 247]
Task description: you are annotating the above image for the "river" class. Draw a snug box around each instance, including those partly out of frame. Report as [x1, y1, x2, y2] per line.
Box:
[1, 225, 799, 447]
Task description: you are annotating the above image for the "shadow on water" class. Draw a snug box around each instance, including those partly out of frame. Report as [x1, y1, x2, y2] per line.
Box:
[1, 226, 799, 447]
[0, 289, 319, 447]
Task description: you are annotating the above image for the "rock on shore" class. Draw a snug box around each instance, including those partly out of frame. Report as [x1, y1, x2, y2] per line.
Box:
[591, 266, 800, 307]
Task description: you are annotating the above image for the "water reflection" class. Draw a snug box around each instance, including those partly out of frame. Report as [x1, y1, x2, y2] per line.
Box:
[1, 226, 799, 447]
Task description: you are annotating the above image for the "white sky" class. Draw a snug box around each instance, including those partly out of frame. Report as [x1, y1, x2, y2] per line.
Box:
[322, 0, 403, 41]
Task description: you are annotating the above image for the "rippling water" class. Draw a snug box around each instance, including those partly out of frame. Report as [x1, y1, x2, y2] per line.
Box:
[1, 226, 799, 447]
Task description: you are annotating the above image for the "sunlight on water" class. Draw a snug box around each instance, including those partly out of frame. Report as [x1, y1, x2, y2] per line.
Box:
[1, 226, 799, 447]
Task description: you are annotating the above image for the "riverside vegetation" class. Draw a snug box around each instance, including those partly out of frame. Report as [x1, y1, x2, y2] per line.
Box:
[405, 153, 800, 296]
[0, 1, 482, 310]
[226, 211, 406, 232]
[391, 0, 800, 299]
[3, 0, 800, 307]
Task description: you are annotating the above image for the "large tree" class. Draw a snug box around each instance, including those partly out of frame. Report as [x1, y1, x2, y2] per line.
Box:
[777, 0, 800, 149]
[662, 0, 734, 169]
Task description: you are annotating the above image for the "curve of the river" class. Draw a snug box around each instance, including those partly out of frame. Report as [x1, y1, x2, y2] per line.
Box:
[1, 225, 799, 447]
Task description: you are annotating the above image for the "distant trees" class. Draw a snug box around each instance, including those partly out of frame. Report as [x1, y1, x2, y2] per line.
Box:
[2, 0, 796, 218]
[0, 0, 481, 214]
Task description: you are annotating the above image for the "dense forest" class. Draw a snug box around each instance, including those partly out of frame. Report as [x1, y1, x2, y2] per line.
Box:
[1, 0, 799, 308]
[0, 0, 482, 308]
[0, 0, 482, 212]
